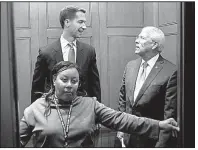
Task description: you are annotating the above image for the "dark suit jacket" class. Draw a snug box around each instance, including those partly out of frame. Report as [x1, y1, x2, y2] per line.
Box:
[31, 39, 101, 103]
[118, 55, 177, 147]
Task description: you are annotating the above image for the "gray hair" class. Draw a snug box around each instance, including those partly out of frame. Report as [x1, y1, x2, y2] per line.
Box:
[142, 26, 165, 52]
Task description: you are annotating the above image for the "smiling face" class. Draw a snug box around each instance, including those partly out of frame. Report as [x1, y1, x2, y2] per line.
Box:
[53, 68, 79, 102]
[67, 11, 86, 38]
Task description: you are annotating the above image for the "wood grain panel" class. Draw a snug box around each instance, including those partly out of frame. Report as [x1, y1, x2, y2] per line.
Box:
[99, 2, 109, 107]
[39, 2, 47, 47]
[15, 38, 32, 119]
[161, 35, 177, 65]
[144, 2, 155, 26]
[159, 24, 177, 35]
[15, 29, 31, 38]
[30, 2, 40, 76]
[158, 2, 177, 26]
[107, 28, 141, 36]
[107, 2, 144, 27]
[13, 2, 30, 28]
[108, 36, 138, 109]
[47, 2, 91, 28]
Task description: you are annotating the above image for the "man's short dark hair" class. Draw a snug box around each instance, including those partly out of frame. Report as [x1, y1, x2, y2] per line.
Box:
[59, 6, 86, 29]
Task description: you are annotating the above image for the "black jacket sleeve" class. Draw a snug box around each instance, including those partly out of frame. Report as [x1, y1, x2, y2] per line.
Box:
[88, 48, 101, 102]
[155, 71, 177, 147]
[118, 67, 127, 112]
[31, 49, 48, 103]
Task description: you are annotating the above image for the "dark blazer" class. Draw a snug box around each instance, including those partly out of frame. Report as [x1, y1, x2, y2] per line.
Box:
[118, 55, 177, 147]
[31, 39, 101, 103]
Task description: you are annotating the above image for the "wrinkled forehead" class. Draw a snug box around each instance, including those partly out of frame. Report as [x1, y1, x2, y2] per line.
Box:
[139, 29, 150, 38]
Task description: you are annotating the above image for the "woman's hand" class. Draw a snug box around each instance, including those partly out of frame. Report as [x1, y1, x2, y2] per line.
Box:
[159, 118, 180, 137]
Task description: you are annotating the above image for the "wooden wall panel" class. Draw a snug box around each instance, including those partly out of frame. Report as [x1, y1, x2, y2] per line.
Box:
[14, 2, 39, 119]
[15, 38, 32, 118]
[30, 3, 40, 77]
[161, 35, 177, 65]
[13, 2, 30, 28]
[159, 24, 177, 35]
[143, 2, 155, 26]
[108, 36, 138, 109]
[107, 2, 144, 27]
[158, 2, 178, 65]
[158, 2, 177, 26]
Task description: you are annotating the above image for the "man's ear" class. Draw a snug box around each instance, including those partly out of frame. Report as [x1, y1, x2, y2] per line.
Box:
[152, 42, 158, 50]
[64, 19, 70, 27]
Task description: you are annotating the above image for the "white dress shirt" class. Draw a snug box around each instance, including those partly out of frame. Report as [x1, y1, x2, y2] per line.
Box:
[60, 35, 77, 62]
[134, 54, 159, 101]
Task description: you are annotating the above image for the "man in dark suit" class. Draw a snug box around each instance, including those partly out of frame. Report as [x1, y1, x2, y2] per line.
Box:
[31, 6, 101, 103]
[117, 26, 177, 147]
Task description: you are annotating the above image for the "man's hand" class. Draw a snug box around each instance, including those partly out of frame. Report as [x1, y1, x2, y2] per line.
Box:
[159, 118, 180, 137]
[117, 131, 124, 139]
[96, 124, 101, 130]
[116, 132, 125, 147]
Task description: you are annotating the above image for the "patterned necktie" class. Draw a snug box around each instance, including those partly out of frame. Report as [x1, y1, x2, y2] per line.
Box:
[68, 43, 75, 63]
[134, 61, 149, 101]
[139, 61, 149, 82]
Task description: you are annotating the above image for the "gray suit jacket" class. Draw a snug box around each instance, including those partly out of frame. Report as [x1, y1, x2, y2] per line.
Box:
[118, 55, 177, 147]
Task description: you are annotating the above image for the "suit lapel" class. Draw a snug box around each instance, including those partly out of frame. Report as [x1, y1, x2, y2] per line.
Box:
[128, 58, 141, 105]
[133, 55, 164, 106]
[76, 40, 84, 67]
[52, 40, 84, 66]
[52, 39, 64, 63]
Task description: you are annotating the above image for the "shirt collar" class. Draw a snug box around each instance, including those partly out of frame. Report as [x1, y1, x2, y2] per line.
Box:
[141, 53, 159, 68]
[60, 34, 76, 48]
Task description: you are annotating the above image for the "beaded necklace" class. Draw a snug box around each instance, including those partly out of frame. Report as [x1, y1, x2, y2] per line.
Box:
[53, 95, 73, 147]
